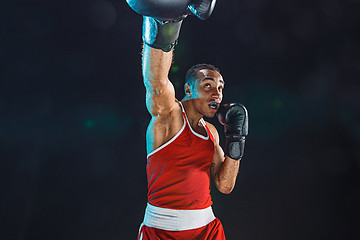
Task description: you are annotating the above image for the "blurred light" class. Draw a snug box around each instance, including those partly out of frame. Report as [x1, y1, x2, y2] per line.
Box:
[244, 84, 300, 140]
[85, 119, 95, 129]
[171, 65, 180, 73]
[172, 77, 183, 89]
[272, 99, 283, 109]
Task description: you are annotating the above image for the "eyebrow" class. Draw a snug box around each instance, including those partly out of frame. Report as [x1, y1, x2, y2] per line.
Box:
[201, 77, 225, 85]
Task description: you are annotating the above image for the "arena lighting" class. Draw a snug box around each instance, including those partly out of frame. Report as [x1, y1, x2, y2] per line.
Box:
[85, 119, 95, 129]
[171, 65, 180, 73]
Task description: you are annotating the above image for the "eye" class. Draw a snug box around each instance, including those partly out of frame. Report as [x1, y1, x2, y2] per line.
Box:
[204, 83, 211, 88]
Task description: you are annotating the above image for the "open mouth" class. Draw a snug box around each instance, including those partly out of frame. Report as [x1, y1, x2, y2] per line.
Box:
[209, 102, 218, 109]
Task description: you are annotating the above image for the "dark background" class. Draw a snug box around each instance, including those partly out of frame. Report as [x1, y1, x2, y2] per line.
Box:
[1, 0, 359, 239]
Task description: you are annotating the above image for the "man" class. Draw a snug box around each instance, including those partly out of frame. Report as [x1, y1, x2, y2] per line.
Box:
[127, 1, 248, 239]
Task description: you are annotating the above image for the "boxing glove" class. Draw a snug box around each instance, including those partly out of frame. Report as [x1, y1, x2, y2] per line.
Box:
[142, 16, 184, 52]
[188, 0, 217, 20]
[126, 0, 217, 51]
[126, 0, 216, 21]
[216, 103, 249, 160]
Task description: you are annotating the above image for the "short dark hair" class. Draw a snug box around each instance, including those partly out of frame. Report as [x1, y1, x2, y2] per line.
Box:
[185, 63, 220, 84]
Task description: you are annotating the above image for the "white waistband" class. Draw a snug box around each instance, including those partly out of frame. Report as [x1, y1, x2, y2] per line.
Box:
[143, 203, 215, 231]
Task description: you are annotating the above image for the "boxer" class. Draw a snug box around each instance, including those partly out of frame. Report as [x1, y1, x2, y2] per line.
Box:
[126, 1, 249, 239]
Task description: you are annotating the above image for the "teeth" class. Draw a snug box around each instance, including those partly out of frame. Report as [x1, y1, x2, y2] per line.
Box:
[209, 103, 218, 109]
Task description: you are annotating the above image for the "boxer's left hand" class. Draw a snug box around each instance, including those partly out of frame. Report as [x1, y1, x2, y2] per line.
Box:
[216, 103, 248, 160]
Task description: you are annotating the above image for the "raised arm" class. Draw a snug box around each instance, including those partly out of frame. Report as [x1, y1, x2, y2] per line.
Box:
[141, 11, 185, 116]
[127, 0, 217, 116]
[139, 3, 185, 117]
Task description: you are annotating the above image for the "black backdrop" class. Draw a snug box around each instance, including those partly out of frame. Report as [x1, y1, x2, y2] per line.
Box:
[1, 0, 359, 239]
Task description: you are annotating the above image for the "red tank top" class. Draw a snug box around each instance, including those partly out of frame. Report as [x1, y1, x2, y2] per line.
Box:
[146, 102, 215, 210]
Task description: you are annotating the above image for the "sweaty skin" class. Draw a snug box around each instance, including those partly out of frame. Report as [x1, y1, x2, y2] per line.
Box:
[143, 45, 239, 194]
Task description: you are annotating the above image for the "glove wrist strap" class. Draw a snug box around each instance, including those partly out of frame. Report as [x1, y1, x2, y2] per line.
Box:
[142, 16, 183, 52]
[225, 136, 245, 161]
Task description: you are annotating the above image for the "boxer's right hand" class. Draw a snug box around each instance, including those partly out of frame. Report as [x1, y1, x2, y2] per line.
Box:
[216, 103, 249, 160]
[126, 0, 217, 52]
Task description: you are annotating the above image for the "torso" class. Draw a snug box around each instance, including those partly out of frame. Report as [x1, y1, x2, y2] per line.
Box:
[146, 101, 215, 209]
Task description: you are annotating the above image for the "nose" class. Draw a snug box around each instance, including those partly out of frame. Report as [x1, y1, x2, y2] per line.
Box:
[212, 88, 222, 100]
[213, 87, 221, 96]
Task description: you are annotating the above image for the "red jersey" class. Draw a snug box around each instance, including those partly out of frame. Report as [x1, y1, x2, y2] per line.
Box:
[146, 102, 215, 210]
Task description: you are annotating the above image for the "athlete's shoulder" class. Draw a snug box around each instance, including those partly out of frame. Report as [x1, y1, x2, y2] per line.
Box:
[149, 99, 183, 134]
[170, 99, 183, 118]
[204, 121, 217, 132]
[204, 121, 219, 143]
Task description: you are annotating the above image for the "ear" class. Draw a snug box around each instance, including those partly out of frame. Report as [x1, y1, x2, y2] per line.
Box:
[184, 83, 191, 97]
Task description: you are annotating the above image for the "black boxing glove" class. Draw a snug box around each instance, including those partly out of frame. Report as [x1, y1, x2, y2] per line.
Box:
[126, 0, 217, 52]
[126, 0, 216, 21]
[142, 16, 184, 52]
[188, 0, 217, 20]
[216, 103, 249, 160]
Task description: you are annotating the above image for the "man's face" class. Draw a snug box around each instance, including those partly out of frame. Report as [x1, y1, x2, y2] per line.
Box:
[190, 69, 224, 118]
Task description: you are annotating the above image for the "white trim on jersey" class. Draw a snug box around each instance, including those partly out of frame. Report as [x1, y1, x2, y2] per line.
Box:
[146, 114, 186, 159]
[180, 101, 209, 140]
[146, 101, 210, 158]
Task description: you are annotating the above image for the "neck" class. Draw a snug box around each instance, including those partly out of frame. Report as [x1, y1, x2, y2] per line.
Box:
[181, 99, 203, 128]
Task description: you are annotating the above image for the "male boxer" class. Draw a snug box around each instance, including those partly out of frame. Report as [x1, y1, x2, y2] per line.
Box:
[126, 1, 248, 239]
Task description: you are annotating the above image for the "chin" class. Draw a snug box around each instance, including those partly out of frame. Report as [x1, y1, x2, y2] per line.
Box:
[204, 112, 216, 118]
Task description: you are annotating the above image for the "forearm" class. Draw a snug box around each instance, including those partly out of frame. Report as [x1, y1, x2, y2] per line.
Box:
[215, 156, 240, 194]
[142, 44, 173, 89]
